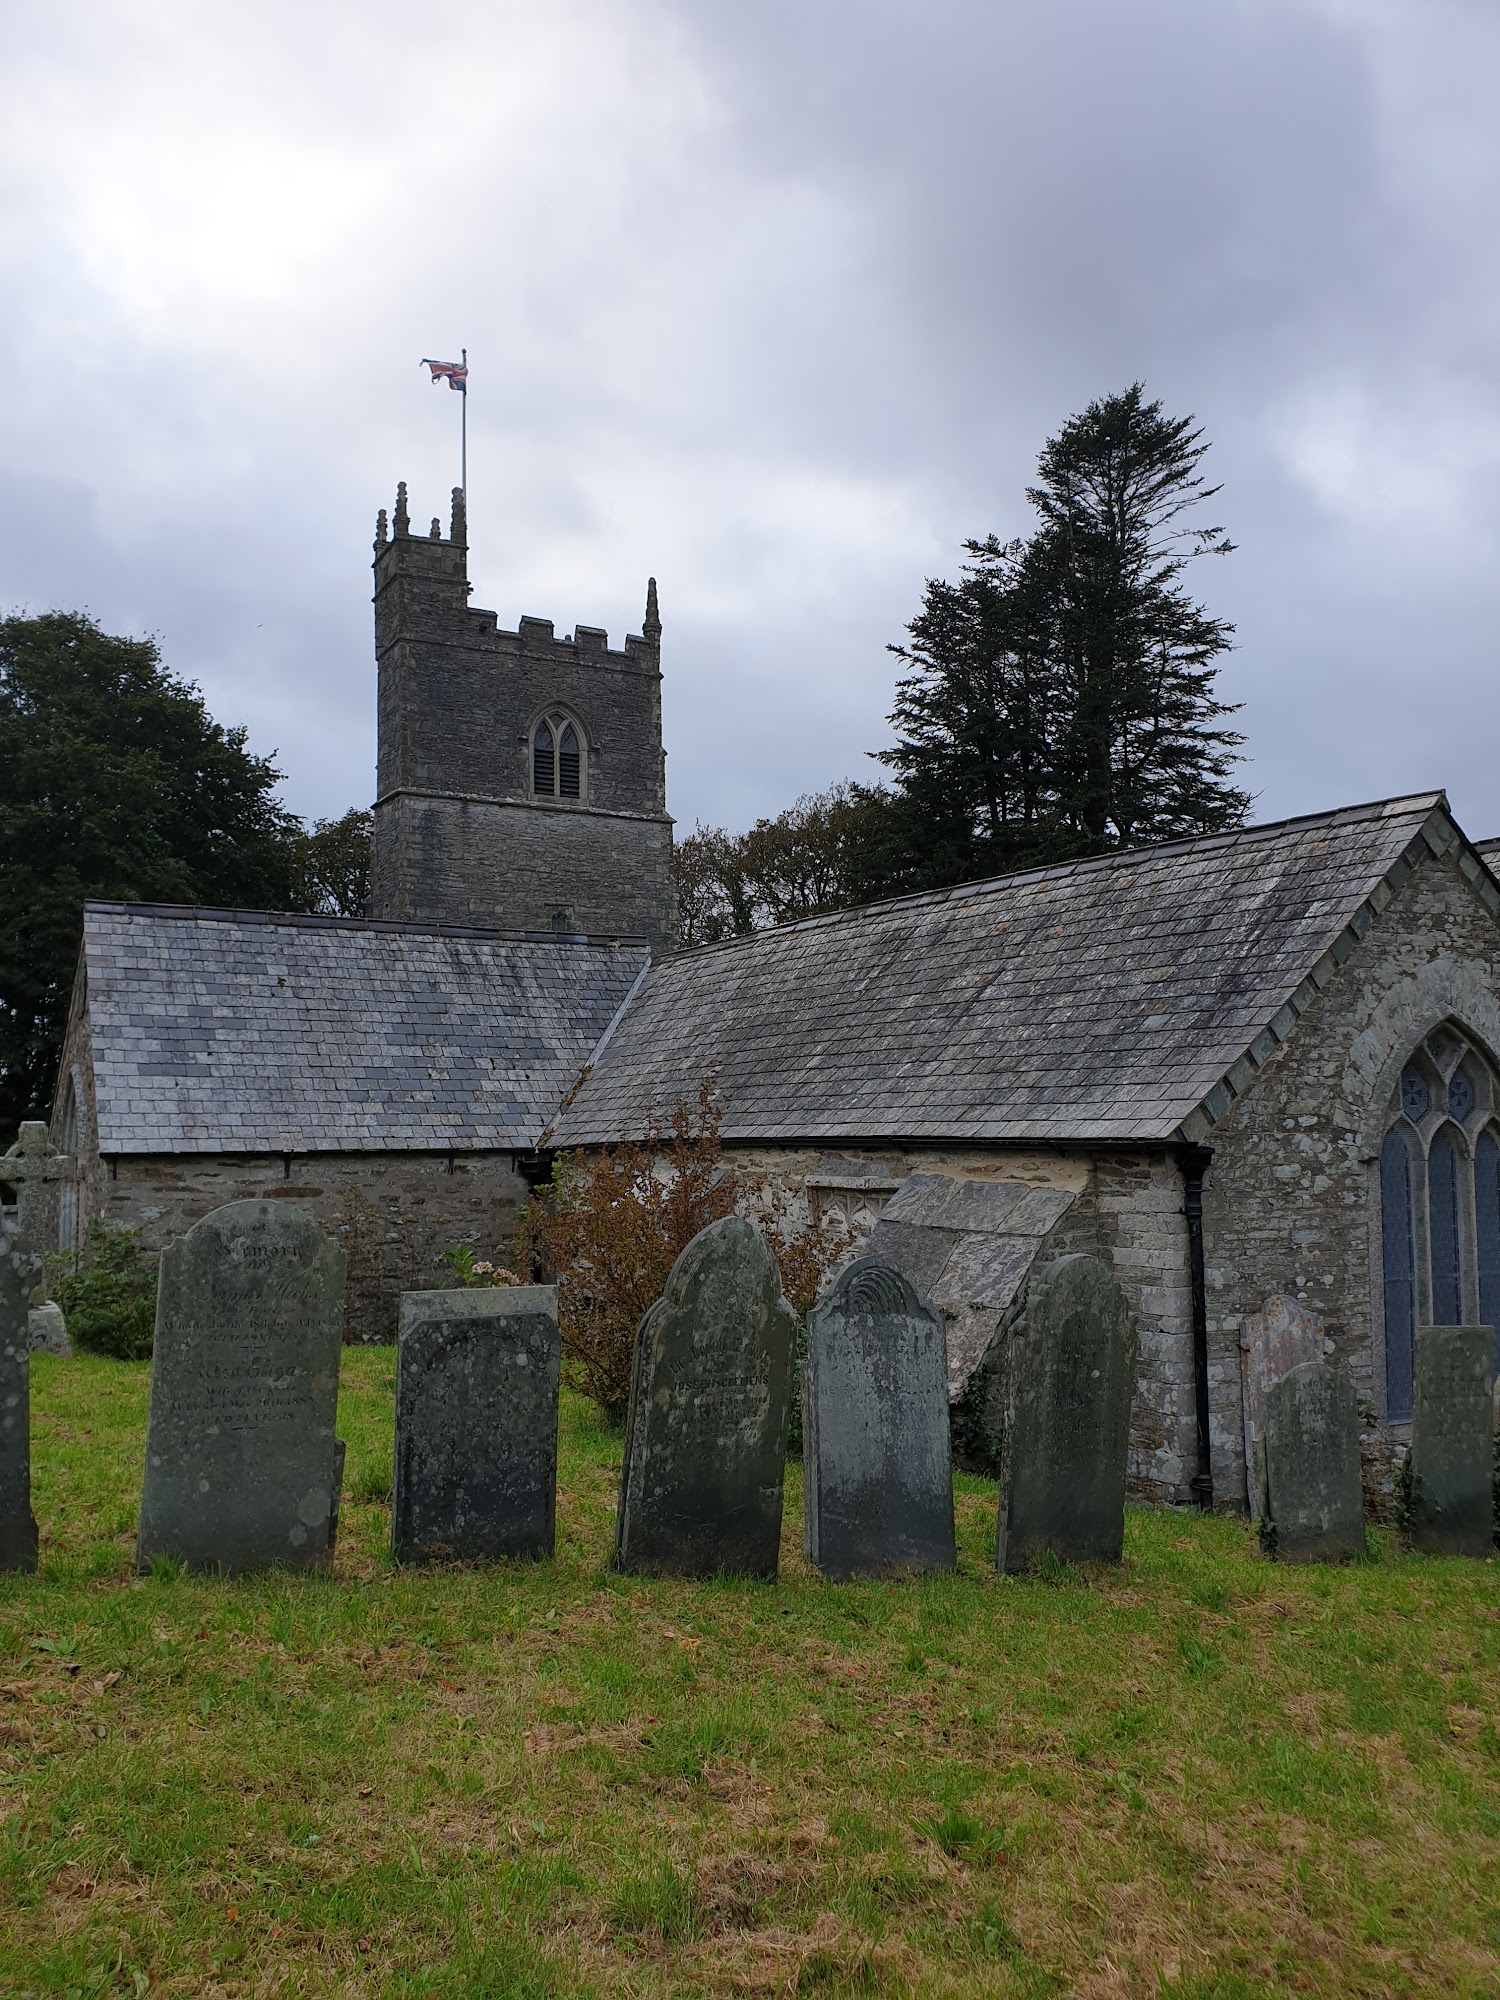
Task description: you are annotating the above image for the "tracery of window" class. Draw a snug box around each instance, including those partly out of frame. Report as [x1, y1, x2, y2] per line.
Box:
[530, 714, 584, 800]
[1379, 1025, 1500, 1418]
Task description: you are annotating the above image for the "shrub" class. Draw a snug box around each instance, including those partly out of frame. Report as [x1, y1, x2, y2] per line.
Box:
[508, 1081, 854, 1423]
[48, 1222, 158, 1360]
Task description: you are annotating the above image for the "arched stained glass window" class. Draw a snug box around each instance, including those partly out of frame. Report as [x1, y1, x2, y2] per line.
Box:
[1450, 1067, 1477, 1122]
[1428, 1125, 1463, 1326]
[1381, 1127, 1416, 1422]
[532, 719, 556, 795]
[558, 722, 580, 798]
[1401, 1065, 1430, 1120]
[1477, 1129, 1500, 1376]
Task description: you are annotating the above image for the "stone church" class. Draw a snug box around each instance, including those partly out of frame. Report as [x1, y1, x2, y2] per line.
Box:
[45, 485, 1500, 1511]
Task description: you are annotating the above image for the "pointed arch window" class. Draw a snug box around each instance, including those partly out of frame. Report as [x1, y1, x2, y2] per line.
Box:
[1378, 1025, 1500, 1418]
[531, 713, 584, 800]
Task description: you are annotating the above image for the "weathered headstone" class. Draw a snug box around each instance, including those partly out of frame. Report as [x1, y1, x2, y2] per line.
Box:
[996, 1254, 1137, 1573]
[28, 1302, 71, 1358]
[1262, 1360, 1364, 1562]
[615, 1216, 797, 1580]
[0, 1219, 38, 1573]
[803, 1258, 955, 1579]
[137, 1201, 345, 1575]
[1410, 1325, 1493, 1557]
[393, 1286, 560, 1563]
[1239, 1294, 1327, 1518]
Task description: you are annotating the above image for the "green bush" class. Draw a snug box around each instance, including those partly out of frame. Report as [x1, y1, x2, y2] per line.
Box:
[48, 1222, 158, 1359]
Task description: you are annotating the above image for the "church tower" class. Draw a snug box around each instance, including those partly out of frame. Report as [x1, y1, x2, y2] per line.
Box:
[369, 485, 674, 951]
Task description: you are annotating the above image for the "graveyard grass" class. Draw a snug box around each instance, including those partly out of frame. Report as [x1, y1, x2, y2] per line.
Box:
[2, 1356, 1497, 2000]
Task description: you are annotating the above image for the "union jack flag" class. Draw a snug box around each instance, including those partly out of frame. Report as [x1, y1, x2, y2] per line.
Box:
[421, 357, 467, 392]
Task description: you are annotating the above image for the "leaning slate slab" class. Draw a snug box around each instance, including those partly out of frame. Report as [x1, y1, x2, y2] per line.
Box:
[1410, 1325, 1493, 1557]
[1262, 1360, 1364, 1563]
[615, 1216, 797, 1580]
[393, 1286, 560, 1563]
[1, 1220, 38, 1573]
[137, 1202, 345, 1575]
[996, 1254, 1137, 1573]
[803, 1258, 955, 1580]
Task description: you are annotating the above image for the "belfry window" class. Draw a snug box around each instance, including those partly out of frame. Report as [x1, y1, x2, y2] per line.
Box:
[531, 714, 583, 799]
[1378, 1025, 1500, 1417]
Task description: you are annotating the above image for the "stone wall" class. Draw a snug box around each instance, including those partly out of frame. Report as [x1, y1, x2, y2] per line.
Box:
[717, 1141, 1196, 1505]
[1202, 847, 1500, 1512]
[74, 1146, 528, 1345]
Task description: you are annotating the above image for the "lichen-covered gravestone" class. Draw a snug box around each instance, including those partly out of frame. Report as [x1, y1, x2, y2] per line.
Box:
[1262, 1360, 1364, 1562]
[137, 1202, 345, 1575]
[1239, 1294, 1326, 1519]
[0, 1218, 38, 1573]
[393, 1286, 560, 1563]
[996, 1255, 1137, 1573]
[803, 1258, 954, 1580]
[1410, 1325, 1493, 1557]
[615, 1216, 797, 1580]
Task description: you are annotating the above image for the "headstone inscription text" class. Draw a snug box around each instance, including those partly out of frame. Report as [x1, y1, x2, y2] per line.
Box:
[1262, 1360, 1364, 1563]
[803, 1258, 955, 1580]
[996, 1255, 1137, 1573]
[393, 1286, 561, 1563]
[1410, 1325, 1493, 1557]
[615, 1216, 797, 1580]
[137, 1201, 345, 1575]
[0, 1219, 38, 1573]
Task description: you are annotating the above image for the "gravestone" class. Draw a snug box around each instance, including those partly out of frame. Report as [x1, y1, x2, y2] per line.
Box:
[1410, 1325, 1493, 1557]
[137, 1201, 345, 1574]
[0, 1122, 74, 1276]
[28, 1302, 71, 1358]
[1239, 1294, 1327, 1518]
[393, 1286, 560, 1563]
[0, 1219, 38, 1573]
[1262, 1360, 1364, 1562]
[803, 1258, 954, 1579]
[996, 1255, 1137, 1573]
[615, 1216, 797, 1580]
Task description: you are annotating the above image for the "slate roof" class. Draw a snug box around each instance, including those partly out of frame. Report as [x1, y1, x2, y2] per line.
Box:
[80, 904, 650, 1154]
[551, 791, 1500, 1151]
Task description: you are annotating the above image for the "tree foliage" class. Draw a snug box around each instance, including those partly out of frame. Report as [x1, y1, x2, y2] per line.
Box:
[46, 1221, 158, 1361]
[288, 808, 373, 918]
[0, 611, 356, 1137]
[882, 384, 1248, 873]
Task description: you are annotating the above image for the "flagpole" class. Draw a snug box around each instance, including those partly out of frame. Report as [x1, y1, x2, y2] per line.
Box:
[461, 347, 467, 499]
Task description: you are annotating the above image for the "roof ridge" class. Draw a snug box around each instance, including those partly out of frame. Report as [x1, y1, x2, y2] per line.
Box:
[666, 789, 1451, 964]
[82, 900, 651, 950]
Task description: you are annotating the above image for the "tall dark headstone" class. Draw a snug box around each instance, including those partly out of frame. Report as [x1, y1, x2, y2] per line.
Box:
[1410, 1325, 1493, 1557]
[137, 1202, 345, 1575]
[1239, 1293, 1326, 1519]
[996, 1255, 1137, 1573]
[803, 1258, 954, 1580]
[0, 1219, 38, 1573]
[1262, 1360, 1364, 1563]
[615, 1216, 797, 1580]
[393, 1286, 560, 1563]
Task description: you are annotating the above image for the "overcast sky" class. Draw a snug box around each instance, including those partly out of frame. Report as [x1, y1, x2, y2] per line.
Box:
[3, 0, 1498, 840]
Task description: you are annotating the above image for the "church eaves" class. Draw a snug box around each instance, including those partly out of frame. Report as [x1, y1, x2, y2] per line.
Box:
[548, 791, 1498, 1152]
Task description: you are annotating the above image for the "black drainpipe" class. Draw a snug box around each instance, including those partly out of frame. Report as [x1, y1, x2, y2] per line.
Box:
[1177, 1144, 1214, 1510]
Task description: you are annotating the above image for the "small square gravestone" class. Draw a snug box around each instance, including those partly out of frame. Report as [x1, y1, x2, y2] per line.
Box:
[1410, 1325, 1493, 1557]
[1262, 1360, 1365, 1562]
[1, 1220, 38, 1574]
[803, 1258, 954, 1580]
[137, 1201, 345, 1575]
[393, 1286, 560, 1563]
[615, 1216, 797, 1580]
[995, 1254, 1137, 1573]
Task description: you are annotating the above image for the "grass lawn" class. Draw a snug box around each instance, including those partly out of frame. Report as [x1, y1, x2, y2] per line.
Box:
[1, 1351, 1498, 1999]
